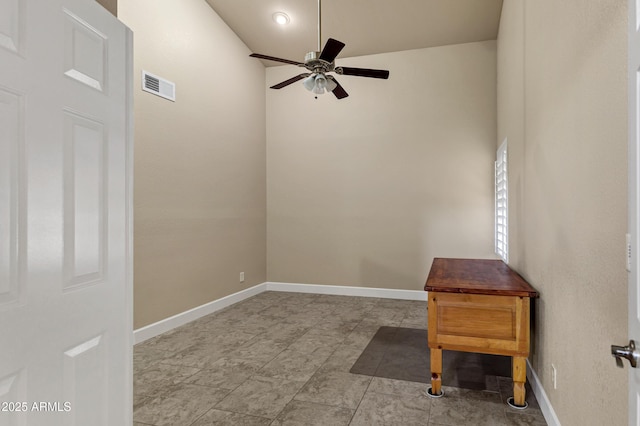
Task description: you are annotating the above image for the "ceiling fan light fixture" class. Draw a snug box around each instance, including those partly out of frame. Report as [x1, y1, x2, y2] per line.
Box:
[272, 12, 290, 25]
[315, 74, 327, 89]
[302, 74, 332, 95]
[303, 75, 316, 91]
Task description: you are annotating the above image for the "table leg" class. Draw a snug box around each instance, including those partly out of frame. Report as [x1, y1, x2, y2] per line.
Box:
[512, 356, 527, 407]
[430, 348, 443, 396]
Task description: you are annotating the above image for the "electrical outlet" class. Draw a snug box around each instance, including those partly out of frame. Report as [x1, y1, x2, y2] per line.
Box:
[551, 364, 557, 390]
[240, 272, 245, 283]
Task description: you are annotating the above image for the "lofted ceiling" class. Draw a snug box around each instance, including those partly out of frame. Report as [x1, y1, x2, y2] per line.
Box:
[205, 0, 503, 66]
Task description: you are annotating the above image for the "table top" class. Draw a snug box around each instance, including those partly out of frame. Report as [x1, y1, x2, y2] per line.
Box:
[424, 258, 538, 298]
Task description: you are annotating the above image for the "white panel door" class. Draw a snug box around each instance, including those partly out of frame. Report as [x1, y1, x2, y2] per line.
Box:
[0, 0, 132, 425]
[630, 0, 640, 424]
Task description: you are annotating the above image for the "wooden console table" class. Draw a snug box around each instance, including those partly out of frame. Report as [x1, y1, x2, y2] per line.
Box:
[424, 258, 538, 408]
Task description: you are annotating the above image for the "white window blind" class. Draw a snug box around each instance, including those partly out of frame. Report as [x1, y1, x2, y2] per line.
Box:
[495, 140, 508, 262]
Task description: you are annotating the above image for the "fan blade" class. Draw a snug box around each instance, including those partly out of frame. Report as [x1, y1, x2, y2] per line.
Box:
[250, 53, 303, 66]
[327, 76, 348, 99]
[270, 73, 311, 89]
[319, 38, 345, 63]
[338, 66, 389, 79]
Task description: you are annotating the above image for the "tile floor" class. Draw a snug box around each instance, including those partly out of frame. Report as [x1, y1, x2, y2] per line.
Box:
[134, 291, 547, 425]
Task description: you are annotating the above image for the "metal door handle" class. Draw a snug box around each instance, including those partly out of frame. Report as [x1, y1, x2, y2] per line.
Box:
[611, 340, 640, 368]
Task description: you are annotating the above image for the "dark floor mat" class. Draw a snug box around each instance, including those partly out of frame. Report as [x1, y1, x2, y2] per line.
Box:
[350, 326, 511, 390]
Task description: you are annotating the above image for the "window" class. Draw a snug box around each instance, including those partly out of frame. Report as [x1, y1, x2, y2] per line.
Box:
[495, 140, 508, 262]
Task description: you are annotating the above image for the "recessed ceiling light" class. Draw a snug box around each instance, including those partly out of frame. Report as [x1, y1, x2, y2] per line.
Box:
[272, 12, 290, 25]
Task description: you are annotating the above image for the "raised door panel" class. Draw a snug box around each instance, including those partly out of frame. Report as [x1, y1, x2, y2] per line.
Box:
[63, 335, 107, 425]
[63, 111, 106, 290]
[0, 88, 23, 307]
[0, 369, 27, 426]
[0, 0, 23, 54]
[63, 10, 106, 92]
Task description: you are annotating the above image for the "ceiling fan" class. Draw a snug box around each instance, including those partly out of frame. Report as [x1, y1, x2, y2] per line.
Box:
[249, 0, 390, 99]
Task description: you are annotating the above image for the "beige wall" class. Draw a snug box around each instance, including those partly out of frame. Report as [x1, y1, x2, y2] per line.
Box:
[96, 0, 116, 16]
[119, 0, 266, 328]
[498, 0, 627, 424]
[267, 41, 498, 289]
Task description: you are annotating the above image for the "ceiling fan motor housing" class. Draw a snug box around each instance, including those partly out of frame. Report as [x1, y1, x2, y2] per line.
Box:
[304, 51, 335, 74]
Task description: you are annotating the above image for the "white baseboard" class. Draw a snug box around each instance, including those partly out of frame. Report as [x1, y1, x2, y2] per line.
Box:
[134, 281, 428, 344]
[527, 359, 561, 426]
[133, 282, 267, 344]
[266, 282, 428, 301]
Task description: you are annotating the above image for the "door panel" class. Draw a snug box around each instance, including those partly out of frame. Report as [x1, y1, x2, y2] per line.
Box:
[0, 88, 23, 307]
[63, 334, 107, 426]
[0, 0, 132, 424]
[63, 110, 106, 289]
[0, 0, 23, 55]
[63, 10, 107, 92]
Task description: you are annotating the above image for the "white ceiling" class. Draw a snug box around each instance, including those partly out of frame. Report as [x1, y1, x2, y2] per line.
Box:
[205, 0, 503, 66]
